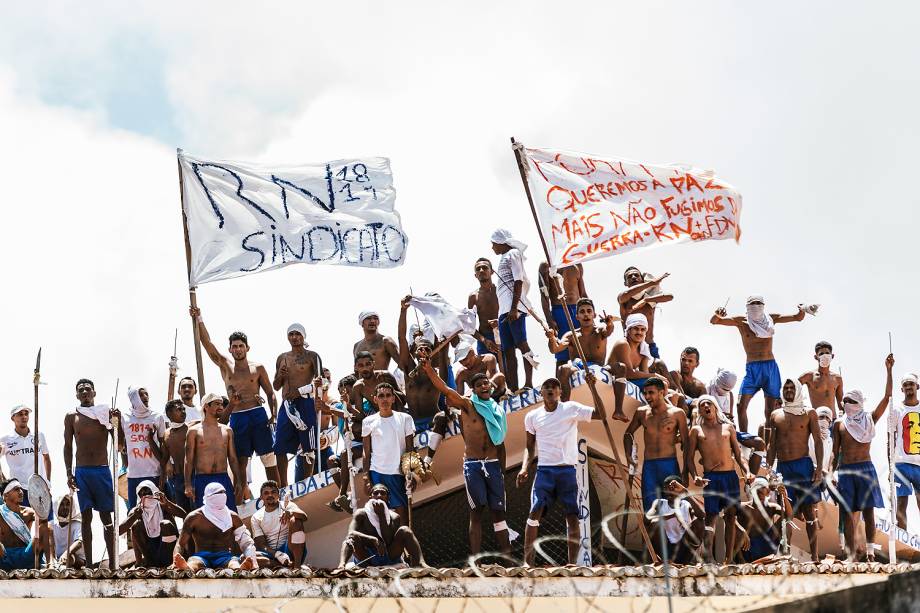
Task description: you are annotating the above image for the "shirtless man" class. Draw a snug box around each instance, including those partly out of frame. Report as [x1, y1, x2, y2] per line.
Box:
[273, 323, 324, 486]
[736, 477, 793, 562]
[423, 360, 511, 555]
[173, 482, 257, 570]
[192, 306, 279, 488]
[538, 262, 586, 365]
[799, 341, 844, 417]
[468, 258, 502, 357]
[518, 376, 603, 566]
[453, 341, 506, 398]
[710, 296, 807, 435]
[624, 377, 689, 513]
[353, 310, 400, 371]
[670, 347, 707, 402]
[894, 373, 920, 529]
[63, 378, 118, 568]
[619, 267, 672, 360]
[161, 400, 191, 511]
[608, 313, 674, 421]
[831, 354, 893, 561]
[765, 379, 824, 561]
[686, 395, 752, 562]
[339, 483, 424, 567]
[398, 297, 451, 444]
[545, 298, 616, 402]
[0, 479, 48, 570]
[351, 352, 404, 413]
[706, 370, 765, 474]
[185, 393, 244, 510]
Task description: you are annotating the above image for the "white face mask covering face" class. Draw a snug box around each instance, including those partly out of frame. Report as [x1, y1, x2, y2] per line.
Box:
[818, 354, 832, 368]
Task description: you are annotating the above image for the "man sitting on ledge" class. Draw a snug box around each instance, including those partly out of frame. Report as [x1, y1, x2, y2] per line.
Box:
[173, 482, 257, 571]
[339, 483, 424, 568]
[0, 479, 47, 570]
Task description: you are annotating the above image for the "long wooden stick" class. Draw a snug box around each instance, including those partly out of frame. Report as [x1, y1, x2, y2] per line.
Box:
[176, 149, 207, 399]
[33, 348, 41, 569]
[111, 378, 120, 570]
[888, 332, 897, 563]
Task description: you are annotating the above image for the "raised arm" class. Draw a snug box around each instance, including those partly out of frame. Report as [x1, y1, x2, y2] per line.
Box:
[618, 273, 668, 304]
[190, 307, 230, 370]
[420, 359, 467, 409]
[710, 307, 741, 327]
[873, 353, 895, 422]
[772, 305, 806, 324]
[398, 297, 413, 371]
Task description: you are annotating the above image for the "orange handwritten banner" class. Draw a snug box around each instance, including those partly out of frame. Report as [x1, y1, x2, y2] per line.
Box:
[522, 147, 743, 268]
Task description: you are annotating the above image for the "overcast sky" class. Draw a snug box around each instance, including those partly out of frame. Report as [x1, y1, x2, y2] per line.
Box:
[2, 2, 918, 536]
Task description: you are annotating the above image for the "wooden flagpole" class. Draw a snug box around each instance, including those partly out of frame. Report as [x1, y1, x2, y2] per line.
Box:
[510, 137, 658, 561]
[176, 149, 207, 399]
[110, 378, 120, 570]
[888, 333, 897, 563]
[32, 348, 41, 569]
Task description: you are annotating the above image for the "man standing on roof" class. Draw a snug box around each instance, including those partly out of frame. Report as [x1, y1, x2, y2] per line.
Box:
[894, 372, 920, 529]
[353, 310, 400, 371]
[491, 228, 539, 392]
[538, 262, 586, 366]
[619, 267, 672, 360]
[1, 405, 51, 519]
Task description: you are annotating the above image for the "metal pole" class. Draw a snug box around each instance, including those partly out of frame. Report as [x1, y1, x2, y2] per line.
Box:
[33, 348, 40, 569]
[111, 378, 120, 570]
[657, 503, 674, 613]
[176, 149, 207, 399]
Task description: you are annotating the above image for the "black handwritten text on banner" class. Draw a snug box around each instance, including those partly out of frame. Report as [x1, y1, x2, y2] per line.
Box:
[179, 154, 408, 286]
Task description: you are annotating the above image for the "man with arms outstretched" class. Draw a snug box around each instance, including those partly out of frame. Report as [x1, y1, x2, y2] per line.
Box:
[710, 296, 807, 434]
[191, 306, 279, 491]
[619, 267, 672, 360]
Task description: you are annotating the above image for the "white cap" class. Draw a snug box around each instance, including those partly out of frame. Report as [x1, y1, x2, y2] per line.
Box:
[10, 404, 31, 418]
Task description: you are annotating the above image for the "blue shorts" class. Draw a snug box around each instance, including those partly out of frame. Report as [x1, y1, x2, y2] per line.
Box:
[258, 541, 306, 566]
[630, 378, 650, 394]
[166, 474, 191, 512]
[641, 457, 680, 511]
[649, 342, 660, 360]
[837, 461, 884, 512]
[740, 360, 781, 399]
[274, 398, 316, 456]
[703, 470, 740, 514]
[498, 312, 527, 348]
[551, 304, 578, 362]
[776, 456, 823, 511]
[737, 431, 757, 443]
[744, 532, 778, 562]
[464, 458, 506, 511]
[476, 329, 496, 357]
[140, 534, 174, 567]
[0, 542, 41, 571]
[193, 473, 237, 512]
[128, 475, 159, 511]
[414, 416, 433, 433]
[369, 471, 408, 509]
[352, 552, 402, 567]
[895, 463, 920, 497]
[21, 492, 53, 521]
[74, 465, 115, 513]
[189, 550, 238, 569]
[229, 407, 275, 458]
[530, 465, 579, 516]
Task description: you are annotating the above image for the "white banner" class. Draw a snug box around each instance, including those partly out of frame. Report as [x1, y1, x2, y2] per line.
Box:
[520, 146, 742, 268]
[179, 153, 408, 286]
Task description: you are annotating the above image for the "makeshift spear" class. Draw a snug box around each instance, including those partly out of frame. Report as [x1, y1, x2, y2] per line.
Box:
[111, 378, 120, 570]
[33, 348, 40, 569]
[888, 333, 897, 563]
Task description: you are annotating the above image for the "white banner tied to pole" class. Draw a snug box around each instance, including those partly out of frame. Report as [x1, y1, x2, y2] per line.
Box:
[520, 147, 742, 268]
[179, 153, 409, 286]
[408, 293, 477, 340]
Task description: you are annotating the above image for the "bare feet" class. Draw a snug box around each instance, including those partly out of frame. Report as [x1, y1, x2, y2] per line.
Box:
[172, 553, 189, 570]
[611, 410, 630, 423]
[240, 556, 257, 570]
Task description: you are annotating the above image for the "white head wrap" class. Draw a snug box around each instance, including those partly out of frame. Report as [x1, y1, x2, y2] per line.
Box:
[709, 369, 737, 394]
[202, 482, 233, 532]
[286, 323, 308, 347]
[363, 498, 392, 539]
[127, 387, 151, 419]
[902, 373, 919, 386]
[696, 394, 731, 424]
[842, 389, 875, 443]
[454, 338, 476, 364]
[814, 406, 834, 442]
[358, 310, 379, 327]
[55, 493, 80, 524]
[781, 378, 807, 416]
[625, 313, 648, 331]
[2, 479, 22, 497]
[490, 228, 528, 253]
[136, 479, 163, 538]
[745, 296, 775, 338]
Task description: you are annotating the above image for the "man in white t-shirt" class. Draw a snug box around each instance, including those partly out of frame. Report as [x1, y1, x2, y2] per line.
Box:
[252, 480, 308, 568]
[361, 382, 417, 526]
[491, 228, 539, 393]
[894, 372, 920, 529]
[0, 405, 51, 518]
[646, 476, 705, 563]
[176, 376, 202, 424]
[516, 375, 603, 566]
[120, 387, 167, 512]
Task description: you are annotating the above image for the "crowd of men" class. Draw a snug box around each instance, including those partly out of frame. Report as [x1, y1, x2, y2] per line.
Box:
[1, 228, 916, 572]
